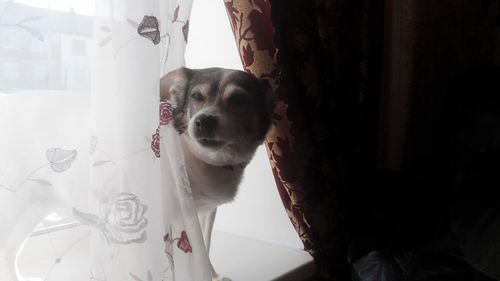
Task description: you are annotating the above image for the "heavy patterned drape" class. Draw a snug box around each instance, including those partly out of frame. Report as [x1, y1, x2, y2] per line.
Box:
[224, 0, 500, 280]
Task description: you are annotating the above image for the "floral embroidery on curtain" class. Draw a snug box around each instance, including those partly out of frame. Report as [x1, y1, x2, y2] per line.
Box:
[0, 0, 211, 280]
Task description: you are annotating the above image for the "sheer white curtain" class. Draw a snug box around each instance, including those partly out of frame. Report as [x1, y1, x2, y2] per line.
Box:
[0, 0, 211, 280]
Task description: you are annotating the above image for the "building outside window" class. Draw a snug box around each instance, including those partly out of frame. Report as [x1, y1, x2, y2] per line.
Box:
[32, 64, 49, 81]
[2, 62, 21, 80]
[31, 37, 49, 53]
[0, 33, 20, 50]
[71, 39, 86, 56]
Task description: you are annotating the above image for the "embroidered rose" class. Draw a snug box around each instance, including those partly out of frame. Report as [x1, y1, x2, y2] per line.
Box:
[102, 192, 147, 230]
[151, 128, 161, 158]
[73, 192, 149, 245]
[160, 101, 173, 125]
[177, 231, 192, 253]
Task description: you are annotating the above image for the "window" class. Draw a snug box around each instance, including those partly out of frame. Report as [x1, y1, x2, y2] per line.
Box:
[0, 33, 20, 50]
[32, 64, 49, 81]
[71, 39, 86, 56]
[31, 37, 49, 52]
[2, 62, 21, 80]
[15, 1, 314, 280]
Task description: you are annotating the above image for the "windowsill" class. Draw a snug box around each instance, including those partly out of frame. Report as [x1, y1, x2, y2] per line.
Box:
[211, 231, 315, 281]
[18, 225, 315, 281]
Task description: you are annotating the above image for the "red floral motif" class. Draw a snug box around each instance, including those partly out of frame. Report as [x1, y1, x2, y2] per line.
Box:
[151, 128, 160, 158]
[159, 101, 173, 125]
[270, 137, 298, 184]
[177, 231, 192, 253]
[247, 0, 276, 57]
[272, 165, 291, 211]
[224, 0, 240, 30]
[242, 44, 255, 68]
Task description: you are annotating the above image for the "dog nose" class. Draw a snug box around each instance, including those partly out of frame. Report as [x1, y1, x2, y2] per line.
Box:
[195, 114, 218, 136]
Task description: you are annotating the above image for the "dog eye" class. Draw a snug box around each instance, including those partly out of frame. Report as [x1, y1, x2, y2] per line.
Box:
[190, 92, 205, 102]
[227, 94, 248, 106]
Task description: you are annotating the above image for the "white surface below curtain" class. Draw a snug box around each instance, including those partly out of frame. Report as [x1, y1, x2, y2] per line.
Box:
[0, 0, 212, 280]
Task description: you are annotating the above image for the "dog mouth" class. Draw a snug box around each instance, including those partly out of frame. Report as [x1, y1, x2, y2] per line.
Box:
[197, 138, 224, 148]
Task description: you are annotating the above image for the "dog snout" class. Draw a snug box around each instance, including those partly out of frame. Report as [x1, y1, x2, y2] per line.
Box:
[195, 114, 218, 136]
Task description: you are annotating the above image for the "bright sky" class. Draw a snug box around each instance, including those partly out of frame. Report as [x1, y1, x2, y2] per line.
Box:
[13, 0, 95, 15]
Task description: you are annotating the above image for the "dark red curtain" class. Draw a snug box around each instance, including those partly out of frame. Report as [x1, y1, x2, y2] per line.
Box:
[224, 0, 500, 280]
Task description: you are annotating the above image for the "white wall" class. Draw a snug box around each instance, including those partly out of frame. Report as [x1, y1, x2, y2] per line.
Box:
[185, 0, 303, 249]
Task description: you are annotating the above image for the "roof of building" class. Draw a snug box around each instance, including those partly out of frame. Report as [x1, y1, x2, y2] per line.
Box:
[0, 1, 92, 36]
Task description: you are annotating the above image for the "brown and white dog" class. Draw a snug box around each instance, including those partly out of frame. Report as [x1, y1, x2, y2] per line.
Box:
[160, 67, 274, 281]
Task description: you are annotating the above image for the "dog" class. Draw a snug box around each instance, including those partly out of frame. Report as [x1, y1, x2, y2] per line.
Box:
[160, 67, 274, 281]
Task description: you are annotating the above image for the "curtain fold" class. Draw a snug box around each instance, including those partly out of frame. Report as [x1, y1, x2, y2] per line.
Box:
[223, 0, 383, 278]
[0, 0, 211, 280]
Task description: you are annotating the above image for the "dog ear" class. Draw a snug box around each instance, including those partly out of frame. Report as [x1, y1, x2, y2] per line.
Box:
[160, 67, 192, 105]
[160, 67, 192, 133]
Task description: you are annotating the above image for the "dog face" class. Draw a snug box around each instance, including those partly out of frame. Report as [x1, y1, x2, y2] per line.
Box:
[160, 67, 274, 166]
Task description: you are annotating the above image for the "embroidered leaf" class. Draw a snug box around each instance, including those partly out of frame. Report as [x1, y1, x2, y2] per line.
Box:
[173, 6, 180, 22]
[73, 208, 100, 227]
[100, 25, 111, 32]
[182, 20, 189, 43]
[137, 15, 160, 45]
[163, 233, 171, 242]
[93, 160, 111, 167]
[28, 178, 52, 186]
[99, 36, 112, 47]
[46, 148, 77, 173]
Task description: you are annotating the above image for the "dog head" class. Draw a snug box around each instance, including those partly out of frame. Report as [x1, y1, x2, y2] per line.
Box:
[160, 67, 274, 166]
